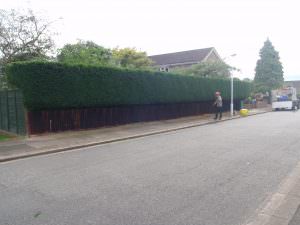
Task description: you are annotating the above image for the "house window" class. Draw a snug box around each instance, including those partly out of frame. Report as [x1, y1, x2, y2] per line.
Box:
[159, 66, 169, 72]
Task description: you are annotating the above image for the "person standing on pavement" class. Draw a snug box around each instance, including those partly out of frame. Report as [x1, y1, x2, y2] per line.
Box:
[214, 91, 223, 120]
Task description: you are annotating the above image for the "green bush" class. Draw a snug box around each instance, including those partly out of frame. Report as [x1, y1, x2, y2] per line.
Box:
[6, 62, 252, 110]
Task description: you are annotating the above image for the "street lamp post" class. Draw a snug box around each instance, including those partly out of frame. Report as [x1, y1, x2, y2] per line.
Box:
[230, 73, 234, 118]
[223, 54, 237, 118]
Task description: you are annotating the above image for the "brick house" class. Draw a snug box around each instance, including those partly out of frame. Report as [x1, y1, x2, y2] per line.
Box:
[285, 80, 300, 95]
[149, 47, 223, 72]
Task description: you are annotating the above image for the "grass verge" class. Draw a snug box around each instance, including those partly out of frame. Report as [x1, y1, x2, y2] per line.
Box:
[0, 133, 13, 142]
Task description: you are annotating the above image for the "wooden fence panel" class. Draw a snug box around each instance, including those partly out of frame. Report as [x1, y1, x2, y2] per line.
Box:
[27, 100, 241, 134]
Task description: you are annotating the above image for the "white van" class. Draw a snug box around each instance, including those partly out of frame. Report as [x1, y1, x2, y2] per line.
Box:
[271, 87, 299, 110]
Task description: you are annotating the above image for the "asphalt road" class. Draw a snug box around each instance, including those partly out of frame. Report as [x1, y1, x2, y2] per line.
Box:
[1, 111, 300, 225]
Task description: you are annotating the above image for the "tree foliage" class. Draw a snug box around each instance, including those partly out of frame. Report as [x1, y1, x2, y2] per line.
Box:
[173, 61, 233, 78]
[0, 9, 55, 89]
[0, 9, 55, 63]
[57, 44, 154, 69]
[254, 39, 284, 92]
[112, 47, 153, 69]
[57, 40, 112, 65]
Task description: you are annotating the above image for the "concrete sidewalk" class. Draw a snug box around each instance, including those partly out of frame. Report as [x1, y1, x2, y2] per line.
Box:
[0, 108, 270, 163]
[244, 160, 300, 225]
[289, 206, 300, 225]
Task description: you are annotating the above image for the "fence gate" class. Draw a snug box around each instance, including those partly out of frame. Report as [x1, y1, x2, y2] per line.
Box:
[0, 90, 26, 135]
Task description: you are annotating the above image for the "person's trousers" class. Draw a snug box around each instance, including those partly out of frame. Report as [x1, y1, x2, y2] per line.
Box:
[214, 106, 222, 119]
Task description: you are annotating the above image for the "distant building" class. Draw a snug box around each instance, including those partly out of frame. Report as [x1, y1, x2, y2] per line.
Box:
[149, 47, 223, 72]
[285, 80, 300, 95]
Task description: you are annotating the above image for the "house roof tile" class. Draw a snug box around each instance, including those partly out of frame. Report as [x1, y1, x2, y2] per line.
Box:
[285, 80, 300, 93]
[149, 47, 213, 66]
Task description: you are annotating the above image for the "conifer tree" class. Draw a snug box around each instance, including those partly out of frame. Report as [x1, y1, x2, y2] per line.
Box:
[254, 39, 284, 92]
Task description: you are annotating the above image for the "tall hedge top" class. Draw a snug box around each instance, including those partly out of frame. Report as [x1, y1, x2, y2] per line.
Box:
[6, 62, 252, 110]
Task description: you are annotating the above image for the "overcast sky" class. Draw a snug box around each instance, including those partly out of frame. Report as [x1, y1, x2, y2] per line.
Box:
[2, 0, 300, 80]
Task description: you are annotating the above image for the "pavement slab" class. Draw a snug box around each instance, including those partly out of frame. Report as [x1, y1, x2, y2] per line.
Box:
[0, 108, 270, 162]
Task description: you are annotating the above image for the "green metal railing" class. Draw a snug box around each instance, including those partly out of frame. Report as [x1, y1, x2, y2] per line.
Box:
[0, 90, 26, 135]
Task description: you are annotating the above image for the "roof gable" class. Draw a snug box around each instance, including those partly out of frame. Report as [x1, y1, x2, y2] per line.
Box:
[149, 47, 215, 66]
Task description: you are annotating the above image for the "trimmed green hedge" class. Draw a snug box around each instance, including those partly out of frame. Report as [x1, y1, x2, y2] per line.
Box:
[6, 62, 252, 110]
